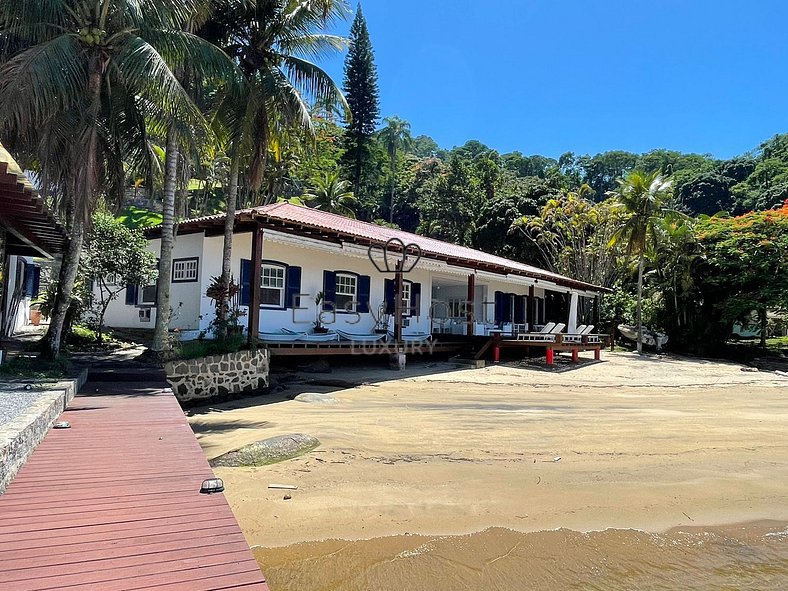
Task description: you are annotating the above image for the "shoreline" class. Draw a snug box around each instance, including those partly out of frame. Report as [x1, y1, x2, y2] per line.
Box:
[246, 518, 788, 551]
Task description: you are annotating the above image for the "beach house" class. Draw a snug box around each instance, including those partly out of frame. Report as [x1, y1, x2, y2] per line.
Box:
[100, 203, 608, 347]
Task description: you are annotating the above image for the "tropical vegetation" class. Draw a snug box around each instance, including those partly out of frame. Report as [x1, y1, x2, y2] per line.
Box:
[1, 1, 785, 361]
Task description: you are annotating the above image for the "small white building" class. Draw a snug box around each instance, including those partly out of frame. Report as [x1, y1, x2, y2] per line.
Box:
[102, 203, 608, 344]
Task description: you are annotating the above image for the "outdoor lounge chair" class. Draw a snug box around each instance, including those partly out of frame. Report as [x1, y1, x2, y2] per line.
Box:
[281, 328, 340, 342]
[516, 322, 566, 342]
[563, 324, 592, 342]
[564, 325, 605, 344]
[515, 322, 555, 339]
[259, 330, 302, 343]
[335, 330, 387, 343]
[388, 331, 432, 343]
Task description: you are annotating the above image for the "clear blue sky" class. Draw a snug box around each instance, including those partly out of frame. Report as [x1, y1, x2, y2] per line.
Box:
[320, 0, 788, 160]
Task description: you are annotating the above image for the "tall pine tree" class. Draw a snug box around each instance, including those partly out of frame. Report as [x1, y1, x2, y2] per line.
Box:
[341, 4, 380, 202]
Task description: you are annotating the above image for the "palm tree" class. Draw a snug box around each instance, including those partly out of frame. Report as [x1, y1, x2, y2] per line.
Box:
[303, 171, 358, 218]
[378, 116, 412, 222]
[150, 9, 243, 358]
[206, 0, 349, 204]
[0, 0, 210, 359]
[200, 0, 348, 344]
[607, 171, 679, 353]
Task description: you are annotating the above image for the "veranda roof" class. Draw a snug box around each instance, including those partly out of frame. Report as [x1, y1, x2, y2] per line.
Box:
[0, 144, 67, 257]
[148, 202, 610, 294]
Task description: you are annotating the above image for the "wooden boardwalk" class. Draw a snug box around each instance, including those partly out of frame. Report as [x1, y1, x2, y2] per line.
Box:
[0, 380, 269, 591]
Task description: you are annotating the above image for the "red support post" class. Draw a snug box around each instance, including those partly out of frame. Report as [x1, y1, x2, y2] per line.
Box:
[571, 349, 579, 363]
[492, 332, 501, 363]
[546, 348, 554, 365]
[594, 348, 601, 360]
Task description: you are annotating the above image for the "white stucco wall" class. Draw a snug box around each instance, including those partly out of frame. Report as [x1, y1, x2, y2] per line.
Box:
[100, 232, 204, 331]
[100, 228, 586, 338]
[221, 232, 434, 336]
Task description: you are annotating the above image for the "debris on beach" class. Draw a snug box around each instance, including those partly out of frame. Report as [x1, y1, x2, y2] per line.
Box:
[269, 484, 298, 490]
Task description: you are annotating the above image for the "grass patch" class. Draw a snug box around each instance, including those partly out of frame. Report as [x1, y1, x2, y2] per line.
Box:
[767, 336, 788, 349]
[116, 205, 163, 229]
[0, 355, 71, 380]
[175, 334, 245, 360]
[65, 324, 127, 352]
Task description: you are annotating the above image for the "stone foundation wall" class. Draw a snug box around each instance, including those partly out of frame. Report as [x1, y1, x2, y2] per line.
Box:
[165, 349, 270, 404]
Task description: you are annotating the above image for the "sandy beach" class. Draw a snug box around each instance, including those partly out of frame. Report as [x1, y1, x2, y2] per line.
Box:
[188, 352, 788, 589]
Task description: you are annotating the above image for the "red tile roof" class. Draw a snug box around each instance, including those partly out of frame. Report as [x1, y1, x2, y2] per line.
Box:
[162, 202, 608, 293]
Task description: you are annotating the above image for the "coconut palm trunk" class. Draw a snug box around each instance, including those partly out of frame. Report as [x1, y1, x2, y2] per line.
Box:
[636, 251, 645, 354]
[389, 155, 396, 223]
[151, 128, 179, 355]
[42, 60, 105, 360]
[41, 215, 86, 359]
[759, 306, 767, 349]
[217, 145, 240, 339]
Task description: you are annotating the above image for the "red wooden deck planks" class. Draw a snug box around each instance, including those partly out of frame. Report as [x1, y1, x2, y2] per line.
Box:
[0, 382, 269, 591]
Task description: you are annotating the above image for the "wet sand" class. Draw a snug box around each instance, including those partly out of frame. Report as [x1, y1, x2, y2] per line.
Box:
[189, 352, 788, 589]
[252, 522, 788, 591]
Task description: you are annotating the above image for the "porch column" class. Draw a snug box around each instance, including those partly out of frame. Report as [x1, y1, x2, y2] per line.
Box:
[393, 260, 403, 341]
[466, 273, 475, 337]
[568, 292, 579, 333]
[247, 223, 264, 346]
[593, 294, 601, 332]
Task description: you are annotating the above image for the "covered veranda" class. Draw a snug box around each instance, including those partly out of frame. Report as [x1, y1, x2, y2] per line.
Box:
[0, 144, 67, 337]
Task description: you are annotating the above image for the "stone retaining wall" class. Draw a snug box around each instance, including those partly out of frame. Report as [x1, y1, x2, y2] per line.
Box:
[0, 369, 88, 494]
[165, 349, 270, 404]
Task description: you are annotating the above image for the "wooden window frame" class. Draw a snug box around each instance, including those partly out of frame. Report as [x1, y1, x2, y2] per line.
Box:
[172, 257, 199, 283]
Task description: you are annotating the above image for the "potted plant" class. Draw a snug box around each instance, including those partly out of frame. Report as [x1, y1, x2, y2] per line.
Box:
[313, 291, 329, 333]
[374, 303, 390, 334]
[206, 276, 246, 338]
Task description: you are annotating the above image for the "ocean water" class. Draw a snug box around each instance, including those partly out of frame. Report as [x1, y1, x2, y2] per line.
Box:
[254, 522, 788, 591]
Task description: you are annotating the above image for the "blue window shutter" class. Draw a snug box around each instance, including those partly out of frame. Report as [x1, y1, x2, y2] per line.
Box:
[240, 259, 252, 306]
[504, 293, 517, 322]
[357, 275, 371, 313]
[410, 282, 421, 316]
[494, 291, 504, 324]
[24, 265, 42, 298]
[125, 284, 138, 305]
[384, 279, 395, 315]
[32, 267, 41, 298]
[286, 266, 302, 308]
[514, 294, 525, 323]
[322, 271, 336, 310]
[23, 264, 34, 297]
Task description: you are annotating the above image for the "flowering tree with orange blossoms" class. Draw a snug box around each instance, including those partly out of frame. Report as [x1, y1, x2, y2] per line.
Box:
[694, 201, 788, 347]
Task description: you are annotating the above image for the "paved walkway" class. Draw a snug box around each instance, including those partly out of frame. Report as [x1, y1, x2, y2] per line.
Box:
[0, 378, 269, 591]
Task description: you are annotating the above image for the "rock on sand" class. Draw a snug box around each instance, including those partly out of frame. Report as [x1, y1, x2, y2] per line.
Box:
[209, 433, 320, 467]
